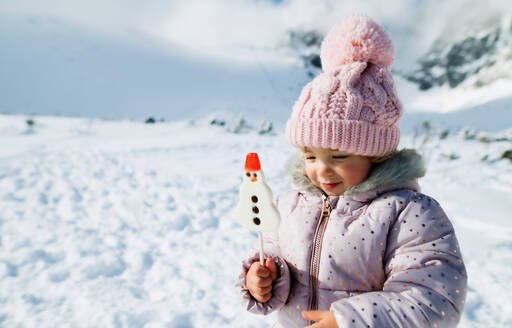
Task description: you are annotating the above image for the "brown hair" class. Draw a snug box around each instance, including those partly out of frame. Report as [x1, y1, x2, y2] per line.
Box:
[368, 151, 396, 163]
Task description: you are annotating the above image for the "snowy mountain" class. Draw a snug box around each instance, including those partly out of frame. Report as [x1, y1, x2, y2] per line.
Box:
[280, 12, 512, 92]
[405, 14, 512, 90]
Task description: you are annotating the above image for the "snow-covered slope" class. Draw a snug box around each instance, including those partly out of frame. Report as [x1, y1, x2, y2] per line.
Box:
[1, 115, 511, 327]
[0, 13, 307, 123]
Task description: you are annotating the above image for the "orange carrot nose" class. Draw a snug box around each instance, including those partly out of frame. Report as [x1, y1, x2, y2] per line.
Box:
[245, 153, 261, 172]
[251, 177, 258, 182]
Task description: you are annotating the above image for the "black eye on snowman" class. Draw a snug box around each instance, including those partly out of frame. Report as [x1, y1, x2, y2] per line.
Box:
[252, 173, 257, 178]
[246, 172, 251, 177]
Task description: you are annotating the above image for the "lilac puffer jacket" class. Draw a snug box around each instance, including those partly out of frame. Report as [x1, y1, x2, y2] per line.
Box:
[237, 149, 467, 327]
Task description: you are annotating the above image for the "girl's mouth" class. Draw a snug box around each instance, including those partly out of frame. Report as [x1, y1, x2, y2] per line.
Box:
[321, 182, 341, 189]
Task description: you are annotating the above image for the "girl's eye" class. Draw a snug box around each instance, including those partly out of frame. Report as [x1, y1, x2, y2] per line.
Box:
[305, 156, 315, 160]
[333, 155, 348, 159]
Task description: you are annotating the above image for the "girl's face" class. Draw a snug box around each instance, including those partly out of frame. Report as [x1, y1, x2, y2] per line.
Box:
[303, 147, 372, 196]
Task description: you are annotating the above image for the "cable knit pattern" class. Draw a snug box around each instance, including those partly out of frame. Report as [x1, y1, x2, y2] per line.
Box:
[286, 16, 402, 156]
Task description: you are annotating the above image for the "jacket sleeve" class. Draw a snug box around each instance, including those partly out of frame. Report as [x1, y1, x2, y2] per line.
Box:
[330, 195, 467, 327]
[235, 195, 292, 315]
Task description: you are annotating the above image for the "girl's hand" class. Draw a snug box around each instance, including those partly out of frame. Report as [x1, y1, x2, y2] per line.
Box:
[302, 310, 338, 328]
[246, 257, 278, 303]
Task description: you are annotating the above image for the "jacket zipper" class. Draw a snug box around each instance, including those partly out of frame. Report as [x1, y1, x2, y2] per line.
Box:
[308, 194, 332, 323]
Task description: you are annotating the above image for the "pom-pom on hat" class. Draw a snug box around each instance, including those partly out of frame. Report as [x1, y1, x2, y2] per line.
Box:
[286, 15, 402, 157]
[321, 16, 394, 72]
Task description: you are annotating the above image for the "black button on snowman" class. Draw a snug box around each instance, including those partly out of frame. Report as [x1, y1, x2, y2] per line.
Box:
[236, 153, 281, 264]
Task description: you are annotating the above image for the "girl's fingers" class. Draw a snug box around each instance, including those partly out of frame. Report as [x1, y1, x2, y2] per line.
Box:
[302, 310, 325, 322]
[246, 263, 274, 302]
[254, 276, 273, 287]
[254, 265, 270, 277]
[251, 284, 272, 295]
[265, 257, 279, 281]
[302, 311, 337, 328]
[304, 323, 320, 328]
[253, 292, 272, 303]
[247, 273, 272, 287]
[249, 262, 271, 277]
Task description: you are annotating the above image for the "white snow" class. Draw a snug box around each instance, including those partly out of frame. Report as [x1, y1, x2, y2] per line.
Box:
[1, 114, 511, 327]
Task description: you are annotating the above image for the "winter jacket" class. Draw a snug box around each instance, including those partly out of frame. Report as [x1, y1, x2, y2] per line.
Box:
[237, 149, 467, 327]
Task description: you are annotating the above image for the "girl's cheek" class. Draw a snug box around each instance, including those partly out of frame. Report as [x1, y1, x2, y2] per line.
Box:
[305, 167, 315, 181]
[339, 163, 370, 185]
[304, 166, 318, 184]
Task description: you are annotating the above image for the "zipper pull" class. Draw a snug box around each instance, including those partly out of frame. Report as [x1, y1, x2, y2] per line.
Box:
[322, 195, 332, 217]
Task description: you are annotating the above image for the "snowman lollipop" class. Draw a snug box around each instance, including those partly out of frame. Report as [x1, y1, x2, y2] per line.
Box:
[236, 153, 281, 265]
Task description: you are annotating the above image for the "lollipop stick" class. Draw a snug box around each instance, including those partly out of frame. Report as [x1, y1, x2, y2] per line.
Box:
[258, 232, 264, 266]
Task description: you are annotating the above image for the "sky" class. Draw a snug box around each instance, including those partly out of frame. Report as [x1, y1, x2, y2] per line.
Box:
[1, 0, 511, 121]
[2, 0, 511, 65]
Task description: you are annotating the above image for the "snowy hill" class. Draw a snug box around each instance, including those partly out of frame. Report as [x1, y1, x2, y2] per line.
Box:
[0, 13, 307, 123]
[0, 115, 511, 327]
[405, 14, 512, 90]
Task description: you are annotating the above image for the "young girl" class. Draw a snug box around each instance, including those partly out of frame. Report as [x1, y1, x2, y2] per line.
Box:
[237, 16, 467, 328]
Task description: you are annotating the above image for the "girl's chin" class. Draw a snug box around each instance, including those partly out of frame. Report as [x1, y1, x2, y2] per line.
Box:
[324, 190, 344, 196]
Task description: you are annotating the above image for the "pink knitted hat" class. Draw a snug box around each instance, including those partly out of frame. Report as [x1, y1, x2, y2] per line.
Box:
[286, 15, 402, 157]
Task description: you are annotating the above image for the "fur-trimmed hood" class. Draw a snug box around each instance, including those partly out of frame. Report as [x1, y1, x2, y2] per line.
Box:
[284, 148, 426, 197]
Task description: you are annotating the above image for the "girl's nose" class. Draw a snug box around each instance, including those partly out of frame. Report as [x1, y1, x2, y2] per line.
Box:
[317, 161, 334, 177]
